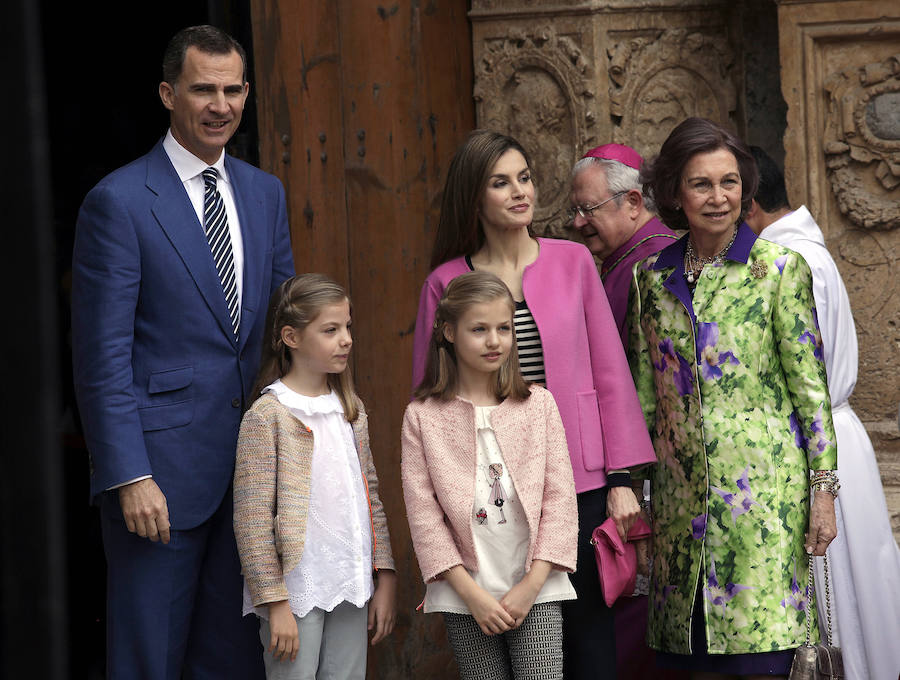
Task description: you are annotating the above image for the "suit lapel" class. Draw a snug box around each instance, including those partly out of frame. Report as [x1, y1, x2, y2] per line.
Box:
[146, 142, 236, 344]
[227, 156, 263, 353]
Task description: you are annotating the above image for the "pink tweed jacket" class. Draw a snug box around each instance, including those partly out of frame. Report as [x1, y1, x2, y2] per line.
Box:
[401, 385, 578, 584]
[234, 392, 394, 607]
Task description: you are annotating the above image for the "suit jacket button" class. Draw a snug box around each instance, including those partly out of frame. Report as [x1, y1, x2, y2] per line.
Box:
[231, 398, 240, 408]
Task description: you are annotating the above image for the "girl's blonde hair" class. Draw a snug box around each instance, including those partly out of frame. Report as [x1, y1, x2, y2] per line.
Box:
[414, 271, 531, 402]
[253, 273, 359, 421]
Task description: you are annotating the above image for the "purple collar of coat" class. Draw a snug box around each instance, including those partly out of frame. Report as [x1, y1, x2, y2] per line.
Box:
[652, 222, 757, 272]
[651, 222, 758, 325]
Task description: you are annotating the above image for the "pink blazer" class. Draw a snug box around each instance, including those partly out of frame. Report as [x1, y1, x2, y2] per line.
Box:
[412, 238, 656, 492]
[401, 386, 577, 583]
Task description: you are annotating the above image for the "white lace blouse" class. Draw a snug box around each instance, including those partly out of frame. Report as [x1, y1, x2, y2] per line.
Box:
[243, 380, 373, 619]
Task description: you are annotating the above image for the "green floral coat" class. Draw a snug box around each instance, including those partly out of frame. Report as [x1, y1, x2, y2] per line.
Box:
[626, 225, 837, 655]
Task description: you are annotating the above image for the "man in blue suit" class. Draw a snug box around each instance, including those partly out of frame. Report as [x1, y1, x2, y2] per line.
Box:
[72, 25, 294, 678]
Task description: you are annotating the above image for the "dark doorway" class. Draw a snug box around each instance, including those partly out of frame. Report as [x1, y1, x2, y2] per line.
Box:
[40, 2, 256, 675]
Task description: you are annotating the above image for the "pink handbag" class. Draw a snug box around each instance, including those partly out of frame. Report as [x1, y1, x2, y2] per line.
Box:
[591, 517, 651, 607]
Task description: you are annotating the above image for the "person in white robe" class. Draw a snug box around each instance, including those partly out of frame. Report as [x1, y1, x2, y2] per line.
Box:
[747, 146, 900, 680]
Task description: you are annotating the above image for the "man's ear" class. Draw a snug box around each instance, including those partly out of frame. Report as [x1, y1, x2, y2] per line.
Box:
[747, 198, 760, 219]
[159, 81, 176, 111]
[625, 189, 643, 216]
[745, 199, 764, 233]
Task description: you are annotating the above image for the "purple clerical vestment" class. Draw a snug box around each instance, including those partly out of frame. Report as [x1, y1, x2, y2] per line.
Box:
[601, 217, 678, 345]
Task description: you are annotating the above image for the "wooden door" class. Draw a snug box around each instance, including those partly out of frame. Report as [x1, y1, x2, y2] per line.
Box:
[249, 1, 474, 676]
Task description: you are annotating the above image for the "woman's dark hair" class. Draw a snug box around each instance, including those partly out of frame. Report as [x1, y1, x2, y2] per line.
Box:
[641, 117, 759, 230]
[253, 274, 359, 421]
[414, 271, 531, 402]
[430, 130, 533, 269]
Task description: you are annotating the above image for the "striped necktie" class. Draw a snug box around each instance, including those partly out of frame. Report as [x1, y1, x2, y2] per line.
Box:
[202, 167, 240, 340]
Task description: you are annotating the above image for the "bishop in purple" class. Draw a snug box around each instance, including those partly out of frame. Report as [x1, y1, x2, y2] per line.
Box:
[570, 143, 678, 344]
[568, 143, 685, 680]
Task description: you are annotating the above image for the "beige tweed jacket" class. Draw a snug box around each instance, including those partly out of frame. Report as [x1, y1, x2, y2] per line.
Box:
[234, 392, 394, 607]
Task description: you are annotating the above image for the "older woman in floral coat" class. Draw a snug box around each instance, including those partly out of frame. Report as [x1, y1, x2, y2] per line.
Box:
[626, 118, 838, 679]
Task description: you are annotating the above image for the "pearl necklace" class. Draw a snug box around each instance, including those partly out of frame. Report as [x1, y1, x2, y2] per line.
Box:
[684, 227, 738, 284]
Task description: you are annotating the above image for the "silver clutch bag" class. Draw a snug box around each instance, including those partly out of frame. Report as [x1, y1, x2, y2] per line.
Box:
[788, 553, 844, 680]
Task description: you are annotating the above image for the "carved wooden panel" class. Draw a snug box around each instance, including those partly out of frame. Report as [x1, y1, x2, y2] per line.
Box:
[474, 25, 598, 237]
[779, 0, 900, 539]
[823, 53, 900, 230]
[608, 28, 738, 161]
[779, 1, 900, 418]
[471, 0, 741, 239]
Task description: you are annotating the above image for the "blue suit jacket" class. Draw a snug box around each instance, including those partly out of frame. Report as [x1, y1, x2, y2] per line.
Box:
[72, 139, 295, 529]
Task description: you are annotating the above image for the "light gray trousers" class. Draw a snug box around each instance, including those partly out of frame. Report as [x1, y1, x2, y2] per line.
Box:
[258, 601, 368, 680]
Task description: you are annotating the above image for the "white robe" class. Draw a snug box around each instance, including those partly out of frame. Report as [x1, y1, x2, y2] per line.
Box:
[762, 206, 900, 680]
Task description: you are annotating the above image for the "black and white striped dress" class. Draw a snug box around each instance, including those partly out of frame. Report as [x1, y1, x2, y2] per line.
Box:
[514, 300, 546, 386]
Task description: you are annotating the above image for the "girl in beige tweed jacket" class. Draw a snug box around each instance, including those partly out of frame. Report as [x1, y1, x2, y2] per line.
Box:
[402, 272, 577, 680]
[233, 274, 395, 678]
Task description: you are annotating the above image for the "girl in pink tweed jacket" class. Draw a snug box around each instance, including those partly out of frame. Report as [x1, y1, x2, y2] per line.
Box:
[402, 271, 578, 680]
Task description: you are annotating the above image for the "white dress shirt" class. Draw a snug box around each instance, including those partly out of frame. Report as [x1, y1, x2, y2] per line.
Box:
[162, 129, 244, 307]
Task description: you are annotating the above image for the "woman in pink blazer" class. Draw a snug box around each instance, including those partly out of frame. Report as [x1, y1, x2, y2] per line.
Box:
[412, 130, 657, 679]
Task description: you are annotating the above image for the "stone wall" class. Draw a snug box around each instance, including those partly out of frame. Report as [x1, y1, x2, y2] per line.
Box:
[470, 0, 744, 237]
[778, 0, 900, 540]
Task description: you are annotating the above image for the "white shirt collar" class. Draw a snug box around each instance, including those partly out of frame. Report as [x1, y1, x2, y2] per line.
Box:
[162, 129, 229, 184]
[264, 379, 344, 416]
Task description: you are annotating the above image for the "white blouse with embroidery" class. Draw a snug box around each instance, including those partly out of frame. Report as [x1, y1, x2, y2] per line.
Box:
[243, 380, 373, 619]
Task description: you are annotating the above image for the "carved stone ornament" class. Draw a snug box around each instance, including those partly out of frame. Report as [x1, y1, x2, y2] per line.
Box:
[608, 28, 737, 161]
[474, 25, 597, 238]
[823, 54, 900, 230]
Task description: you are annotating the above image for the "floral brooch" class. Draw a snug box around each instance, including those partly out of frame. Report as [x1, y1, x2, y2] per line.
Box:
[750, 260, 768, 279]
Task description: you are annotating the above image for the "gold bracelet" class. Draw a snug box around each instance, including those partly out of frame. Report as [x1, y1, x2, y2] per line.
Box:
[810, 470, 840, 496]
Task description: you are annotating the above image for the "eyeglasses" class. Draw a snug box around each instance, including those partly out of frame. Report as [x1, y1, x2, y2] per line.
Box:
[566, 191, 627, 220]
